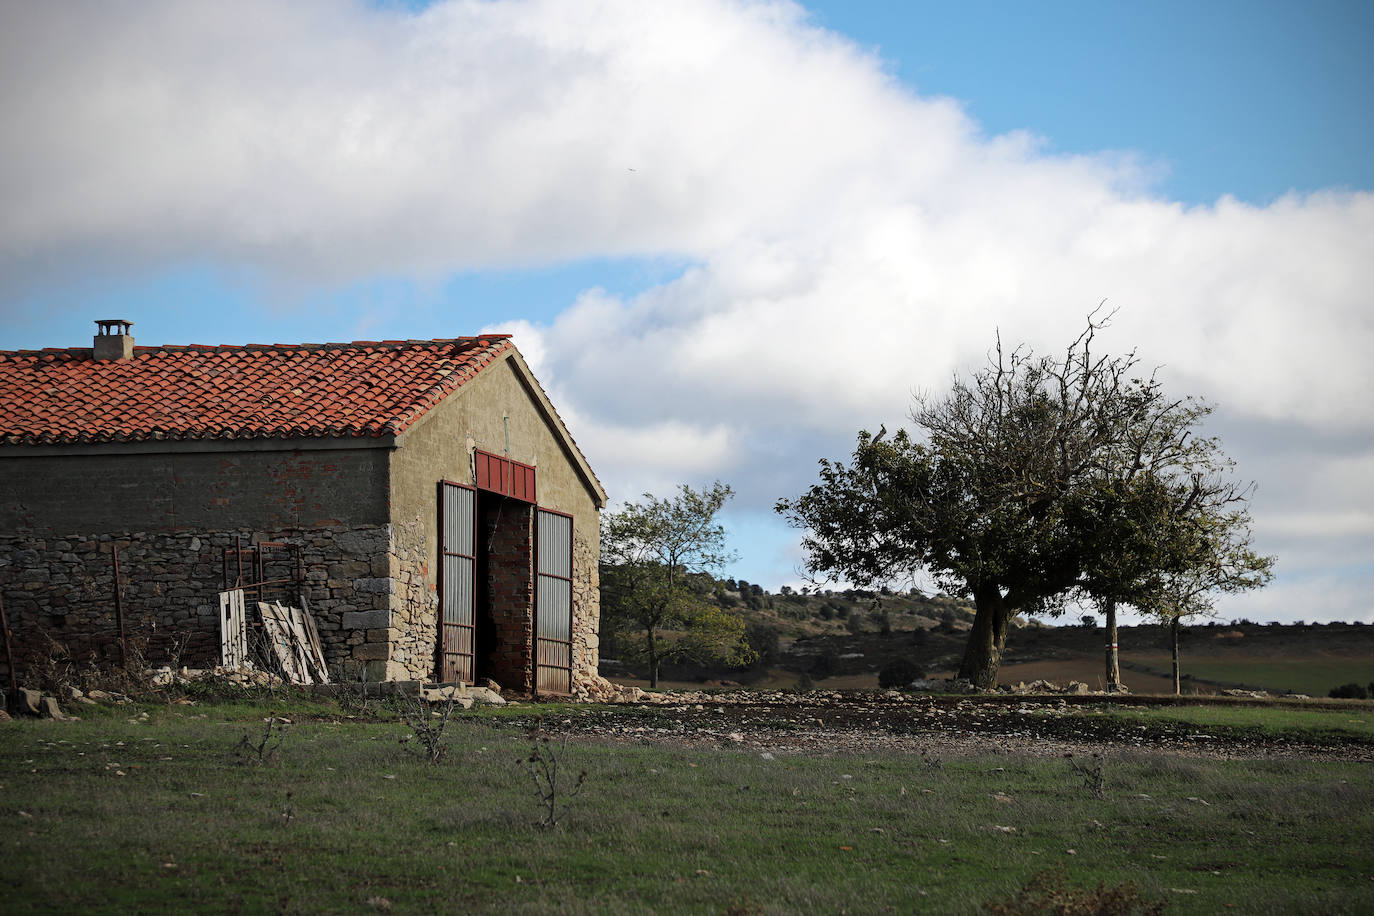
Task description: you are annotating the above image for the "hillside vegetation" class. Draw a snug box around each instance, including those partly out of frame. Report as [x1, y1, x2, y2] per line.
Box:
[600, 572, 1374, 696]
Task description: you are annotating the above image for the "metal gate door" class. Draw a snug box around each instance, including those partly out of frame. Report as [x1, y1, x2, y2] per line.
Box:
[439, 481, 476, 683]
[535, 509, 573, 695]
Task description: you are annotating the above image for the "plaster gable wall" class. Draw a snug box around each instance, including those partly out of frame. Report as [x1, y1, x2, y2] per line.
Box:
[387, 354, 602, 687]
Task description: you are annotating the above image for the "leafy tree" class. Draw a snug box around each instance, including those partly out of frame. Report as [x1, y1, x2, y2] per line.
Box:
[1064, 381, 1267, 692]
[777, 314, 1270, 689]
[599, 482, 754, 687]
[1132, 501, 1273, 694]
[743, 621, 781, 666]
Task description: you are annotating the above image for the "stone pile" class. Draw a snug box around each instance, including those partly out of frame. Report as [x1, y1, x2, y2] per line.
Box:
[572, 674, 645, 704]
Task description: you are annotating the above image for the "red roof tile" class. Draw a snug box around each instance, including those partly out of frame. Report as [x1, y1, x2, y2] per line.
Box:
[0, 337, 514, 446]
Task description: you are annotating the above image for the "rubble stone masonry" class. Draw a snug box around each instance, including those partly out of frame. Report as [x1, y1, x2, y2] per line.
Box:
[0, 524, 421, 683]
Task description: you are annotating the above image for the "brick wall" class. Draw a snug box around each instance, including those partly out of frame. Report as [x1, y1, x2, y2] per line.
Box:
[481, 497, 533, 692]
[0, 446, 389, 535]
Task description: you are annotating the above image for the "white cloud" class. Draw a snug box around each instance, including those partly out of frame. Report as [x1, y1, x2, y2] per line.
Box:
[2, 0, 1371, 618]
[1220, 572, 1374, 626]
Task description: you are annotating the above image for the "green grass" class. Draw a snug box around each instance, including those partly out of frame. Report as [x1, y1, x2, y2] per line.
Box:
[1094, 701, 1374, 742]
[1129, 654, 1374, 697]
[2, 700, 1372, 914]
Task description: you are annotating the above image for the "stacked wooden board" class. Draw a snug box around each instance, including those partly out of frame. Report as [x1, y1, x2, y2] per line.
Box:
[219, 590, 330, 684]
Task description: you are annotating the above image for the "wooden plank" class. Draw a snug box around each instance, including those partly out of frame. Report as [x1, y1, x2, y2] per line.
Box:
[279, 602, 315, 686]
[231, 590, 246, 668]
[220, 591, 233, 666]
[258, 601, 307, 684]
[219, 590, 247, 669]
[282, 603, 317, 686]
[297, 593, 330, 684]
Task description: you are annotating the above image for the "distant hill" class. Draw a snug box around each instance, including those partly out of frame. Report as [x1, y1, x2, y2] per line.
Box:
[599, 570, 1374, 696]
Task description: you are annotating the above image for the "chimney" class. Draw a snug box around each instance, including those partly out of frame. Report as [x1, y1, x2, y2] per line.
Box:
[93, 319, 135, 361]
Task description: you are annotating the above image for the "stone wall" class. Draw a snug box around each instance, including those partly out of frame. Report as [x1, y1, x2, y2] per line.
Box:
[570, 527, 601, 695]
[0, 524, 413, 684]
[386, 514, 438, 682]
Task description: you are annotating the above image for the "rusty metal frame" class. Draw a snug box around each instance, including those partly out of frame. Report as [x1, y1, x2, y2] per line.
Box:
[221, 541, 302, 604]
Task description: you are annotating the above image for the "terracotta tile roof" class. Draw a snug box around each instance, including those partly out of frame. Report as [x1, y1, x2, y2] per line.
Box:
[0, 336, 514, 445]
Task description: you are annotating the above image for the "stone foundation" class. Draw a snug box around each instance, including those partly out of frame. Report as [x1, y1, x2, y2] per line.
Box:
[1, 514, 601, 693]
[0, 525, 412, 683]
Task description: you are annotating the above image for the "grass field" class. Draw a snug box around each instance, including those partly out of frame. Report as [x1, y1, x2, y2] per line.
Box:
[723, 655, 1373, 697]
[1094, 701, 1374, 741]
[1126, 654, 1374, 697]
[3, 696, 1373, 914]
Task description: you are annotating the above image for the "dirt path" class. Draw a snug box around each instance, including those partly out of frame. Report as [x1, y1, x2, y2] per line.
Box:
[520, 691, 1374, 762]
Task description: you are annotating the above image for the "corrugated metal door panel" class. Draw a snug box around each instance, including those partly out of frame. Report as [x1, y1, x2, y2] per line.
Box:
[439, 481, 476, 684]
[535, 509, 573, 695]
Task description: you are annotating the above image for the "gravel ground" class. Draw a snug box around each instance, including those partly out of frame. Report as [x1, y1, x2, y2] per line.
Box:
[514, 691, 1374, 762]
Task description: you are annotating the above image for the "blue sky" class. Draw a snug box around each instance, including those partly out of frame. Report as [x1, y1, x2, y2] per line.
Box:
[810, 0, 1374, 205]
[2, 0, 1371, 623]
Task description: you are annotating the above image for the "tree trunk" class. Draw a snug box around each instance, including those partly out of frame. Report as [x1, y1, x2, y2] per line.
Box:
[1170, 616, 1181, 695]
[1104, 599, 1121, 692]
[647, 627, 659, 689]
[958, 586, 1010, 688]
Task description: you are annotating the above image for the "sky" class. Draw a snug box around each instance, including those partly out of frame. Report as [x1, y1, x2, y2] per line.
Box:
[2, 0, 1371, 624]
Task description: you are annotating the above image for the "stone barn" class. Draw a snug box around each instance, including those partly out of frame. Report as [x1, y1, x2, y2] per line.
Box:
[0, 321, 607, 695]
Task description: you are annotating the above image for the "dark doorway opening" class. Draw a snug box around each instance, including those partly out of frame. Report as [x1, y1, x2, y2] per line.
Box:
[475, 490, 534, 691]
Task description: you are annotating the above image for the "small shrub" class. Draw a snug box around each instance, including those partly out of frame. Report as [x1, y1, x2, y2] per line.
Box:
[878, 658, 924, 689]
[1066, 752, 1105, 799]
[237, 715, 290, 766]
[521, 718, 587, 829]
[398, 691, 460, 764]
[1328, 682, 1369, 700]
[983, 865, 1163, 915]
